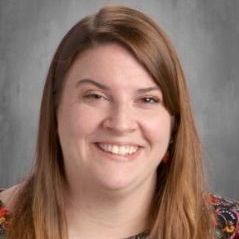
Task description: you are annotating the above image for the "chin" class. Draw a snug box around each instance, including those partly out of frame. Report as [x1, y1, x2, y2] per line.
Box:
[93, 172, 139, 193]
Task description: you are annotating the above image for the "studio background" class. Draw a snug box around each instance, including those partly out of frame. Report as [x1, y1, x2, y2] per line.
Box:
[0, 0, 238, 199]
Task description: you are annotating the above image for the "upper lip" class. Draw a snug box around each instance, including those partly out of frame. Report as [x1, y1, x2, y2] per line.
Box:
[95, 141, 144, 147]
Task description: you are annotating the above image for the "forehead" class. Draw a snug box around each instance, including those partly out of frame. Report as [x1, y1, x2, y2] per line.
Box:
[65, 43, 159, 89]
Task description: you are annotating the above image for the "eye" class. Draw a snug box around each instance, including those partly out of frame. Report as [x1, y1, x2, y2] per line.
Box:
[141, 96, 160, 104]
[84, 93, 102, 99]
[83, 93, 109, 101]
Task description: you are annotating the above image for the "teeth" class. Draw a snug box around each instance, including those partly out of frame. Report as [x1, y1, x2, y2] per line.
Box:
[97, 143, 138, 156]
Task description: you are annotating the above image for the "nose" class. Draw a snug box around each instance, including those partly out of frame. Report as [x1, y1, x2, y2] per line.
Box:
[102, 103, 137, 134]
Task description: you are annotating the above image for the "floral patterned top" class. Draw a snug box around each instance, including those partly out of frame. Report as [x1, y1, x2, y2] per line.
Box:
[0, 193, 238, 239]
[0, 200, 10, 239]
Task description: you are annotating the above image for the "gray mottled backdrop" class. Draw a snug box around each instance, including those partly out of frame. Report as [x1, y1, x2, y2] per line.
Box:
[0, 0, 238, 199]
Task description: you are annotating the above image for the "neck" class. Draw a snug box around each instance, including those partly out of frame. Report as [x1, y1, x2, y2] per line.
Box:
[64, 174, 156, 239]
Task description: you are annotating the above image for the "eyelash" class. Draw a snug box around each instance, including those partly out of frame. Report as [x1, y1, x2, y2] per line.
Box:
[141, 97, 160, 104]
[83, 93, 160, 104]
[83, 93, 108, 100]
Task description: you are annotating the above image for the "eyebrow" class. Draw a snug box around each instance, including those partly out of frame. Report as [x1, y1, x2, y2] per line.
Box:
[75, 78, 161, 93]
[76, 79, 110, 90]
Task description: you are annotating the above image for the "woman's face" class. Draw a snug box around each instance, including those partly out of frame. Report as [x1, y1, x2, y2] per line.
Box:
[57, 43, 173, 192]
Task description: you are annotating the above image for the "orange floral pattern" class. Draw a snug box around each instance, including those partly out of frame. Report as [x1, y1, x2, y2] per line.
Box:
[209, 194, 239, 239]
[0, 200, 10, 237]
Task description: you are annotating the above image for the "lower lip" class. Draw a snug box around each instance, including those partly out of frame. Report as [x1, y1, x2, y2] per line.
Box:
[93, 143, 142, 162]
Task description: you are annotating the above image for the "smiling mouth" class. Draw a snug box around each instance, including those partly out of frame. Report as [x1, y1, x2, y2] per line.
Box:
[95, 143, 140, 156]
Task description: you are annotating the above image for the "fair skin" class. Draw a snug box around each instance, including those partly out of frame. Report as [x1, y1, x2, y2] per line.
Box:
[0, 43, 172, 238]
[57, 43, 173, 238]
[0, 184, 21, 210]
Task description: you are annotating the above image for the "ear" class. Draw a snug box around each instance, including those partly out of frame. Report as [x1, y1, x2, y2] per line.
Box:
[162, 151, 169, 163]
[170, 115, 175, 132]
[162, 117, 175, 164]
[170, 115, 178, 143]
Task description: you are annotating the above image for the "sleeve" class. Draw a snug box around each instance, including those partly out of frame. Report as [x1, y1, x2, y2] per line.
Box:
[209, 194, 239, 239]
[0, 200, 10, 237]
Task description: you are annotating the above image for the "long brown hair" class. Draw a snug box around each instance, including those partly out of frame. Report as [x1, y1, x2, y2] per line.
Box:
[8, 5, 214, 239]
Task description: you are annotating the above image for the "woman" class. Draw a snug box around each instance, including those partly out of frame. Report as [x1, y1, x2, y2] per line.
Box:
[0, 5, 238, 239]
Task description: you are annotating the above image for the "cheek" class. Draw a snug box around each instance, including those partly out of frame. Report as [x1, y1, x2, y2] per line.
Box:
[142, 111, 172, 146]
[58, 105, 103, 139]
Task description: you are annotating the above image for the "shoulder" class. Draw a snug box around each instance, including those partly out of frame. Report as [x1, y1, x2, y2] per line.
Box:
[0, 184, 21, 209]
[0, 186, 18, 236]
[0, 184, 25, 237]
[208, 193, 239, 239]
